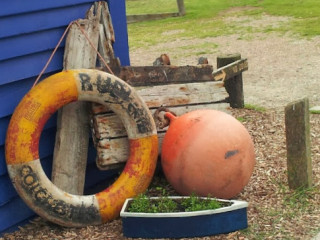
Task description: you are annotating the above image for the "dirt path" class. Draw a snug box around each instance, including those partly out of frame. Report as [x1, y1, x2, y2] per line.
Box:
[130, 15, 320, 110]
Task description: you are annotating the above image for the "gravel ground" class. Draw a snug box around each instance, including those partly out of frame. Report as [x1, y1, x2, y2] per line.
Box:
[2, 12, 320, 240]
[2, 109, 320, 240]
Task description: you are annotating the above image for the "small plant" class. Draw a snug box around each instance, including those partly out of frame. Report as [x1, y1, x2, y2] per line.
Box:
[310, 109, 320, 114]
[128, 190, 178, 213]
[181, 193, 222, 212]
[244, 103, 266, 112]
[127, 193, 152, 213]
[237, 116, 246, 122]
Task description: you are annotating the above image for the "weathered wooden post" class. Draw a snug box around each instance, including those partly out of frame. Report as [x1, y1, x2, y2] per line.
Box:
[51, 9, 100, 195]
[176, 0, 186, 16]
[217, 53, 244, 108]
[285, 98, 312, 189]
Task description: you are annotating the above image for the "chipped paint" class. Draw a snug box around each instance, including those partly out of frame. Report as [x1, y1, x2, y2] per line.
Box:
[6, 69, 158, 227]
[96, 134, 158, 222]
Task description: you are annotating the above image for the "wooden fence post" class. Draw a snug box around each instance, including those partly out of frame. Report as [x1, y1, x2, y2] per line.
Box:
[51, 14, 100, 194]
[217, 53, 244, 108]
[285, 98, 312, 189]
[176, 0, 186, 16]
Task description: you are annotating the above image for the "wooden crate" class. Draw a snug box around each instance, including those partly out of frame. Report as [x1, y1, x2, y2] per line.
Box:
[92, 58, 248, 170]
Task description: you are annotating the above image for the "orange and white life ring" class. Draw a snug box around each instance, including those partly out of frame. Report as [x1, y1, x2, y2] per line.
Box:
[5, 69, 158, 227]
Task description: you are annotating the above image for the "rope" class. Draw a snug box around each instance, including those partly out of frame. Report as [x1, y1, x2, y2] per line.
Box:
[32, 20, 114, 88]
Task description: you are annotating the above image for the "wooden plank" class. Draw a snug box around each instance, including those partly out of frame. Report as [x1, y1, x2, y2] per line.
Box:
[108, 0, 130, 66]
[0, 4, 92, 38]
[0, 28, 67, 61]
[110, 65, 214, 86]
[92, 80, 225, 114]
[0, 117, 11, 147]
[51, 17, 100, 195]
[217, 54, 244, 108]
[92, 81, 227, 138]
[100, 59, 248, 87]
[0, 147, 5, 176]
[0, 155, 53, 206]
[285, 98, 312, 189]
[213, 59, 248, 82]
[0, 48, 64, 86]
[0, 0, 94, 17]
[0, 76, 39, 118]
[176, 0, 186, 16]
[95, 102, 230, 169]
[0, 197, 35, 232]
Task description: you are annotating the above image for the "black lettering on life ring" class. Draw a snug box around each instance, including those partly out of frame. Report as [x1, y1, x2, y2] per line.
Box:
[110, 80, 131, 101]
[96, 74, 112, 94]
[79, 73, 93, 91]
[78, 72, 153, 134]
[19, 165, 100, 224]
[127, 102, 152, 134]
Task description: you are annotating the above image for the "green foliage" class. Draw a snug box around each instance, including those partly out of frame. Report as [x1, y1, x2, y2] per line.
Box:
[283, 186, 319, 211]
[127, 191, 223, 213]
[127, 193, 151, 213]
[181, 193, 222, 212]
[126, 0, 178, 15]
[237, 116, 246, 122]
[310, 109, 320, 114]
[244, 103, 266, 112]
[128, 190, 178, 213]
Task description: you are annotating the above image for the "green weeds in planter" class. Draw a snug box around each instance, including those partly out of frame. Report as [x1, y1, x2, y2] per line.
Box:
[128, 191, 223, 213]
[181, 193, 222, 212]
[128, 190, 178, 213]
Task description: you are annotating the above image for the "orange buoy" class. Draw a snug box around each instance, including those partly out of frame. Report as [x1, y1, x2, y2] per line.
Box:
[161, 109, 255, 199]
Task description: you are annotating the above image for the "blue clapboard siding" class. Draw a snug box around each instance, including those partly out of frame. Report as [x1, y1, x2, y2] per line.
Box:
[0, 0, 130, 234]
[0, 73, 56, 119]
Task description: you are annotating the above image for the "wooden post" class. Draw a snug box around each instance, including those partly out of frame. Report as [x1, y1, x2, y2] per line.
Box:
[176, 0, 186, 16]
[51, 16, 100, 194]
[285, 98, 312, 189]
[217, 53, 244, 108]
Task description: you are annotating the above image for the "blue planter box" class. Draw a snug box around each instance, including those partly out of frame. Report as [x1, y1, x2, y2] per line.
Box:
[120, 197, 248, 238]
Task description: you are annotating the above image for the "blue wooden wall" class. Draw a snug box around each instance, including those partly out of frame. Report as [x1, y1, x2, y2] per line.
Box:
[0, 0, 130, 234]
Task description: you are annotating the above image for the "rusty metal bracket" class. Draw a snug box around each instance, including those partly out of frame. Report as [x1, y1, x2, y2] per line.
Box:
[153, 107, 177, 129]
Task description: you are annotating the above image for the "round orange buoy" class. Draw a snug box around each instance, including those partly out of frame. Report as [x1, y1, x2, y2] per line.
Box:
[161, 109, 255, 199]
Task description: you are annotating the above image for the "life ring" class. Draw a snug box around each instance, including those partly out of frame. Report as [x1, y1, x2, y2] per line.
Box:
[5, 69, 158, 227]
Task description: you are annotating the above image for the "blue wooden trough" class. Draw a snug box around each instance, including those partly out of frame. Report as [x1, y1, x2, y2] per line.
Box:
[121, 197, 249, 238]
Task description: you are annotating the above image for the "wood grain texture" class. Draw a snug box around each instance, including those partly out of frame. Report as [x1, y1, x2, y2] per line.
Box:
[285, 98, 312, 189]
[51, 16, 100, 195]
[217, 54, 244, 108]
[95, 102, 230, 169]
[92, 79, 229, 169]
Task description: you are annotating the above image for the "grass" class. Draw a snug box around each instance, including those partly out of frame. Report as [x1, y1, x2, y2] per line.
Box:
[126, 0, 320, 49]
[310, 110, 320, 114]
[244, 103, 266, 112]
